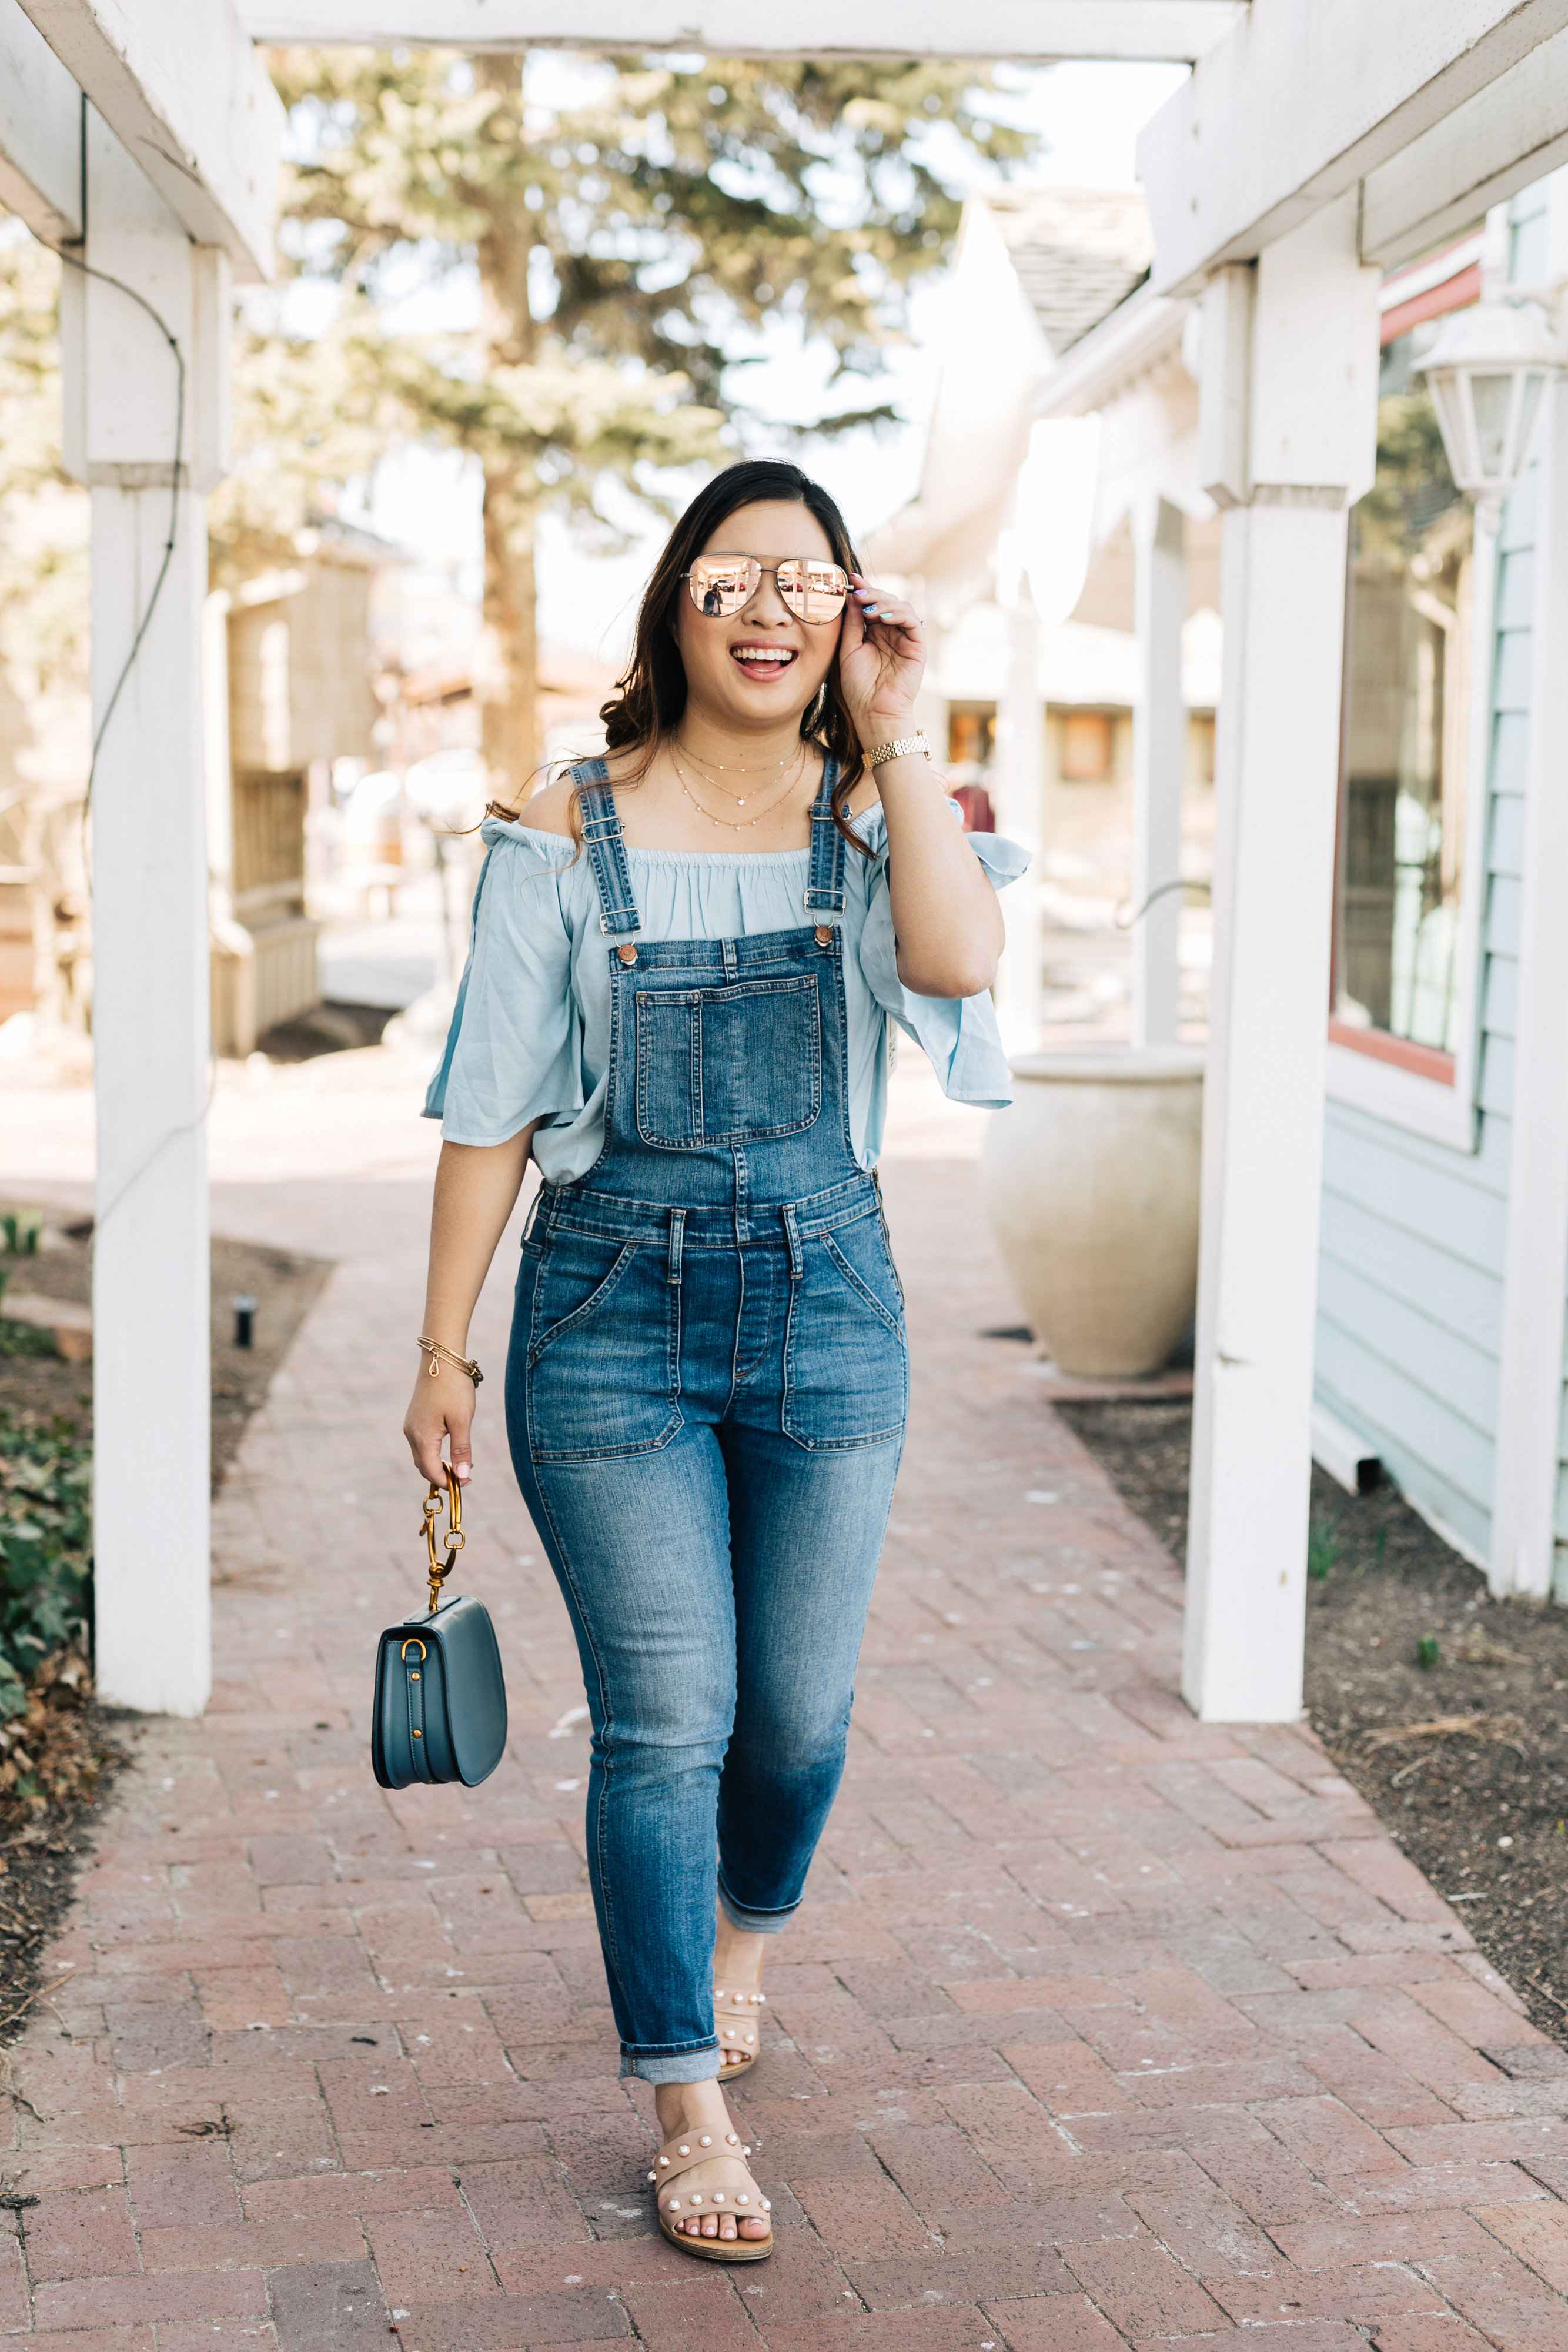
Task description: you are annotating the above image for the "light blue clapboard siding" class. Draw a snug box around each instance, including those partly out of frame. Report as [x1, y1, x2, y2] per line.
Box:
[1313, 422, 1536, 1565]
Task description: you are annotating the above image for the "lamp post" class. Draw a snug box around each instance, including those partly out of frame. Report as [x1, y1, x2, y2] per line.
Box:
[1416, 301, 1566, 532]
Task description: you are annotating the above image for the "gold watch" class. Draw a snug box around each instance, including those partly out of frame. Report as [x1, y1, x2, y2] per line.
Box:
[866, 733, 931, 767]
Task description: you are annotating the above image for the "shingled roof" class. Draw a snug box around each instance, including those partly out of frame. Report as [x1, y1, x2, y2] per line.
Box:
[985, 187, 1155, 356]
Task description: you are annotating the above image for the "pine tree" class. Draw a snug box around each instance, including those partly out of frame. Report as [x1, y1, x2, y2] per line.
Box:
[256, 47, 1036, 790]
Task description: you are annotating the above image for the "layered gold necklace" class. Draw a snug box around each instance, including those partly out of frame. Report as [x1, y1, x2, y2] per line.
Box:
[671, 737, 810, 834]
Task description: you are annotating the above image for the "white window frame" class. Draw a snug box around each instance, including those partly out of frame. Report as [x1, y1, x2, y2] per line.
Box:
[1324, 351, 1496, 1158]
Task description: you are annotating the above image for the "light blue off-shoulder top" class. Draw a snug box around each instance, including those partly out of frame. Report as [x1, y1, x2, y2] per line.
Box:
[424, 803, 1028, 1183]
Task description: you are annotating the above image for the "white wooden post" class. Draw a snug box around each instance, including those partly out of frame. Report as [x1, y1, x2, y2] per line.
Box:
[60, 116, 231, 1716]
[1181, 194, 1382, 1722]
[1130, 495, 1187, 1045]
[992, 577, 1044, 1051]
[1491, 182, 1568, 1602]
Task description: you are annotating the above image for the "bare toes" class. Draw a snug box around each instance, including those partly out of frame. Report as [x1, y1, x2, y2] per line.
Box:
[740, 2215, 768, 2238]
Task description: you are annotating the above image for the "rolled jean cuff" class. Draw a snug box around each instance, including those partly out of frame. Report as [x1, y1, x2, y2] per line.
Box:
[718, 1876, 799, 1937]
[620, 2039, 723, 2084]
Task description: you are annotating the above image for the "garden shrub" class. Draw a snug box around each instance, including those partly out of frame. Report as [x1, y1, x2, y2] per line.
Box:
[0, 1409, 92, 1728]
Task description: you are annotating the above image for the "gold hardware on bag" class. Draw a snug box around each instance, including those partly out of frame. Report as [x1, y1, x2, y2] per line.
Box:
[400, 1639, 427, 1662]
[419, 1466, 465, 1615]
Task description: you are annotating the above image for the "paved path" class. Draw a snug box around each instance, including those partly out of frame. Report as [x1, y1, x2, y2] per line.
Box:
[6, 1056, 1568, 2350]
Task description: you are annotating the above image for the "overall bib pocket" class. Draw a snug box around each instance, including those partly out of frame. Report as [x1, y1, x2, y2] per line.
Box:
[782, 1210, 908, 1452]
[635, 975, 823, 1148]
[527, 1230, 683, 1460]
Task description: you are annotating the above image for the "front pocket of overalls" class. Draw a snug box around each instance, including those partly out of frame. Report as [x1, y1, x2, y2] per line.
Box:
[526, 1232, 682, 1461]
[635, 975, 823, 1148]
[782, 1211, 908, 1452]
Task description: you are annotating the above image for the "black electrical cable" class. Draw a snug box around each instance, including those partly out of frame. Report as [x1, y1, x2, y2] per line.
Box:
[46, 93, 187, 822]
[1116, 877, 1212, 931]
[44, 98, 208, 1254]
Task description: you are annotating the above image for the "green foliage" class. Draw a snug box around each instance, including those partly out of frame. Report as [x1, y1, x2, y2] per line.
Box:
[1417, 1633, 1440, 1670]
[0, 1411, 92, 1722]
[1, 1210, 44, 1255]
[1307, 1517, 1342, 1583]
[0, 1319, 59, 1362]
[1355, 386, 1466, 570]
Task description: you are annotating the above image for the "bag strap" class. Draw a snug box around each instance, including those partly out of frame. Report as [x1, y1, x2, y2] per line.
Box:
[420, 1467, 464, 1614]
[398, 1632, 433, 1782]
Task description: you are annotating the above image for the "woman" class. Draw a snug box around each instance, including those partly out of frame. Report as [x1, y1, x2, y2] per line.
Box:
[404, 459, 1023, 2263]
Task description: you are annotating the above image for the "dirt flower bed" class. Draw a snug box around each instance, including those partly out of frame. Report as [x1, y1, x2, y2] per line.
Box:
[0, 1407, 126, 2042]
[1060, 1396, 1568, 2047]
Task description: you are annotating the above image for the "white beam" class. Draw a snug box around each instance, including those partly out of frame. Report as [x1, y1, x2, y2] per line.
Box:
[17, 0, 282, 282]
[1492, 188, 1568, 1602]
[1129, 496, 1185, 1047]
[993, 589, 1045, 1052]
[236, 0, 1246, 61]
[0, 0, 82, 245]
[1182, 191, 1382, 1722]
[69, 115, 218, 1717]
[1362, 28, 1568, 265]
[1139, 0, 1568, 296]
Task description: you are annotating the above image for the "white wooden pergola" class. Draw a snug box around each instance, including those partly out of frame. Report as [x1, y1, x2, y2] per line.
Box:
[4, 0, 1568, 1720]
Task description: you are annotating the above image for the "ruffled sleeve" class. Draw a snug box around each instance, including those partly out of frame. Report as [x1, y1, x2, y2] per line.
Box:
[422, 819, 581, 1144]
[855, 808, 1029, 1109]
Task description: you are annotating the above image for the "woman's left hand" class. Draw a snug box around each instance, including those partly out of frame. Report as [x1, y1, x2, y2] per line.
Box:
[837, 574, 925, 746]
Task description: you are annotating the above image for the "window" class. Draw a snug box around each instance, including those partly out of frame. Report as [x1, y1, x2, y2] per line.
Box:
[1060, 709, 1115, 782]
[1333, 322, 1476, 1082]
[947, 705, 995, 774]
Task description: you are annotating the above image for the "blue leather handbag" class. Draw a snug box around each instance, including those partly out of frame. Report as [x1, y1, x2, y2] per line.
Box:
[372, 1469, 508, 1790]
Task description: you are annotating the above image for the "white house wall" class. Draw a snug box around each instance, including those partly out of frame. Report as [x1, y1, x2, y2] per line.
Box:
[1315, 460, 1534, 1565]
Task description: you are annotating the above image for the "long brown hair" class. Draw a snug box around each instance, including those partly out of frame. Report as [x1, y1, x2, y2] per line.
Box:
[596, 460, 872, 856]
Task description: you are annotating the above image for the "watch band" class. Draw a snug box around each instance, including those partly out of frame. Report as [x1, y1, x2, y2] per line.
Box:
[866, 733, 931, 767]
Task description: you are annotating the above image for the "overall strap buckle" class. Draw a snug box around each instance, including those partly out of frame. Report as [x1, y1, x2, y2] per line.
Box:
[576, 769, 643, 946]
[804, 767, 846, 918]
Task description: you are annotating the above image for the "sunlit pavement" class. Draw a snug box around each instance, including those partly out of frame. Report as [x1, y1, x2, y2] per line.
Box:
[4, 1052, 1568, 2350]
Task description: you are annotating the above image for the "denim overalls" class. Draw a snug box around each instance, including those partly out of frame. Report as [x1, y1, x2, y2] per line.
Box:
[504, 760, 907, 2083]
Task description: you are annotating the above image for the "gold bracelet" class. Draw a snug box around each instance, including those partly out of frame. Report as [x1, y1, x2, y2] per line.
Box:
[417, 1335, 484, 1387]
[866, 733, 931, 767]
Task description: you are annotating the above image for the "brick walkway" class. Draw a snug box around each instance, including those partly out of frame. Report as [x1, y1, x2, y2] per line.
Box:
[6, 1058, 1568, 2349]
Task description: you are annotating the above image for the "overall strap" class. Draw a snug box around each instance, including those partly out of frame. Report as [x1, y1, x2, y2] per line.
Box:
[804, 757, 846, 920]
[574, 760, 641, 939]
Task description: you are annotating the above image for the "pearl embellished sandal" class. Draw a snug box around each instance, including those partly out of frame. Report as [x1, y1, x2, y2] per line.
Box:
[714, 1980, 766, 2076]
[647, 2118, 772, 2262]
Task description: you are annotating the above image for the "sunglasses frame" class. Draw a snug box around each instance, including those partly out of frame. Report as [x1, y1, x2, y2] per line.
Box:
[683, 552, 850, 624]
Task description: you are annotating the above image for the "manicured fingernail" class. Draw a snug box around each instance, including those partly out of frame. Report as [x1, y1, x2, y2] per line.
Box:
[455, 1462, 471, 1479]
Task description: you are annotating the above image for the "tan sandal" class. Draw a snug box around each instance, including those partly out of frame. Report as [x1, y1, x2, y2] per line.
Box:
[714, 1982, 765, 2076]
[647, 2117, 772, 2262]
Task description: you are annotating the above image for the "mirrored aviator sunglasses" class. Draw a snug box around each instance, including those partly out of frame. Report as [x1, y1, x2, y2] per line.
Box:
[684, 554, 849, 624]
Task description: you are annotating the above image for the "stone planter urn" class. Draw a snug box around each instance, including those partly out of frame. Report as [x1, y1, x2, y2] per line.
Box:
[980, 1047, 1205, 1377]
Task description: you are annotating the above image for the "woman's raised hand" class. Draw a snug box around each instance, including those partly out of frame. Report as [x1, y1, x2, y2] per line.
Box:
[835, 573, 925, 746]
[403, 1358, 475, 1488]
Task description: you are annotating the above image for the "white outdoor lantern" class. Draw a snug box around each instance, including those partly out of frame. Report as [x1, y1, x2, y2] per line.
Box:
[1416, 302, 1565, 533]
